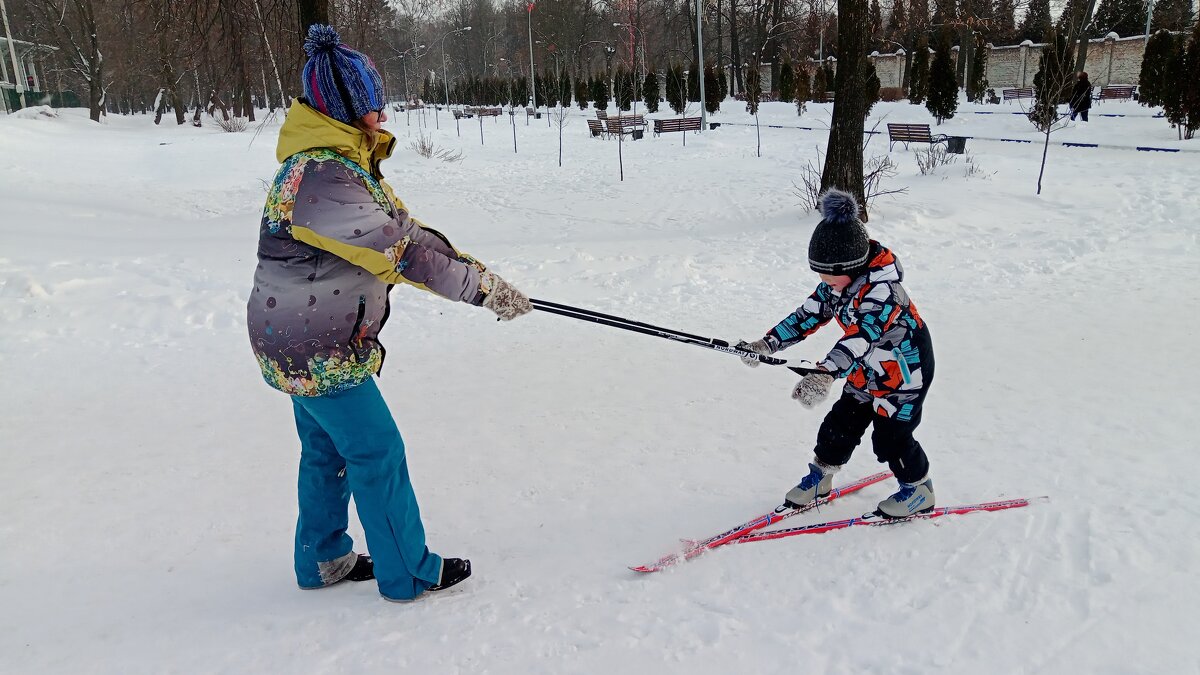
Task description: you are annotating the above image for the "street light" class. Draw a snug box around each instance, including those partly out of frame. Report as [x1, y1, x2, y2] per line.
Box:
[437, 25, 471, 127]
[612, 22, 647, 83]
[393, 44, 426, 125]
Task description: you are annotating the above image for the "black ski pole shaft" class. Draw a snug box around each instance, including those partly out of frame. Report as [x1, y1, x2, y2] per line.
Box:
[530, 298, 710, 342]
[529, 300, 787, 366]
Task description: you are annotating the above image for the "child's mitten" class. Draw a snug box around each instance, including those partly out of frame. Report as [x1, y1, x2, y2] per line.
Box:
[792, 372, 834, 408]
[735, 338, 775, 367]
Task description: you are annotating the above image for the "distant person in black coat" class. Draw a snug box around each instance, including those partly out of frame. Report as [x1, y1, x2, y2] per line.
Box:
[1070, 72, 1092, 122]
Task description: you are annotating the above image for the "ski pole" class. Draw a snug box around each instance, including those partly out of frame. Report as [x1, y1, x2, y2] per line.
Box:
[529, 299, 824, 374]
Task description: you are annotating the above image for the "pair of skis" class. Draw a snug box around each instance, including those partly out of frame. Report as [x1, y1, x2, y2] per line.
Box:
[631, 472, 1040, 573]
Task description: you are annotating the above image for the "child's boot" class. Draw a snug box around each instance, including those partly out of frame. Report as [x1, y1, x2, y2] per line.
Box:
[877, 476, 935, 518]
[784, 460, 841, 509]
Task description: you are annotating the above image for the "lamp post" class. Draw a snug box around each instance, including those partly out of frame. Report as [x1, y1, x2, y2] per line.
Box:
[603, 45, 616, 114]
[482, 30, 503, 74]
[395, 44, 425, 126]
[611, 22, 646, 83]
[437, 25, 471, 128]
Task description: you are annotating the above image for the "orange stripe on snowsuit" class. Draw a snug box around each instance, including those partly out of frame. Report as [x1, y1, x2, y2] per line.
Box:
[881, 360, 904, 389]
[909, 301, 925, 329]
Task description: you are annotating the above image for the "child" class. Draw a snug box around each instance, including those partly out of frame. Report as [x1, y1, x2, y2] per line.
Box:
[737, 189, 936, 518]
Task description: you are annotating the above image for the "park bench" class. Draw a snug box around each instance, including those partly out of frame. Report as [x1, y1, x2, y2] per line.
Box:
[587, 119, 607, 138]
[596, 110, 608, 120]
[1097, 85, 1135, 102]
[1003, 87, 1034, 103]
[606, 114, 646, 137]
[887, 123, 948, 151]
[653, 117, 702, 136]
[452, 109, 472, 119]
[466, 106, 502, 118]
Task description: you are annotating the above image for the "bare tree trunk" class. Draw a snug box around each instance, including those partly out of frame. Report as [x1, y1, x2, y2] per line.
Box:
[820, 0, 869, 215]
[717, 0, 724, 88]
[254, 0, 288, 110]
[730, 0, 743, 92]
[1072, 0, 1099, 73]
[298, 0, 329, 42]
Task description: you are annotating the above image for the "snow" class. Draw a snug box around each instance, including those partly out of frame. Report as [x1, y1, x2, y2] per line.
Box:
[2, 99, 1197, 673]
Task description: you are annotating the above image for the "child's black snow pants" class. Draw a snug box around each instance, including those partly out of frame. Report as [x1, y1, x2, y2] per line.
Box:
[811, 347, 935, 484]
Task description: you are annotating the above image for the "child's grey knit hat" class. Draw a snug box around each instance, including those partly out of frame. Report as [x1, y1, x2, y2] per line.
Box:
[808, 189, 870, 276]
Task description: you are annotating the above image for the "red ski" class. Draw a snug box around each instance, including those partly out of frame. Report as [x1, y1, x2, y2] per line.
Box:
[732, 497, 1043, 545]
[630, 471, 894, 573]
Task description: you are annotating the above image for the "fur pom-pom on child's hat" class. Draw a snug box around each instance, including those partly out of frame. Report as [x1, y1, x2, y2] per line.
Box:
[302, 24, 386, 125]
[808, 189, 871, 276]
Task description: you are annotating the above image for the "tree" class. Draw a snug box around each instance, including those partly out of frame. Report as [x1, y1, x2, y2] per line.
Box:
[993, 0, 1018, 45]
[297, 0, 330, 41]
[908, 36, 930, 104]
[796, 66, 811, 115]
[779, 58, 796, 102]
[687, 65, 701, 102]
[642, 68, 660, 113]
[666, 63, 687, 114]
[820, 0, 871, 214]
[614, 67, 634, 111]
[1090, 0, 1147, 37]
[1028, 27, 1077, 193]
[1181, 17, 1200, 139]
[541, 69, 559, 108]
[863, 60, 882, 116]
[1152, 0, 1197, 32]
[745, 60, 763, 156]
[813, 63, 829, 101]
[1019, 0, 1052, 42]
[870, 0, 884, 48]
[1139, 30, 1178, 108]
[1161, 32, 1190, 136]
[926, 34, 958, 123]
[888, 0, 907, 45]
[29, 0, 104, 121]
[704, 62, 722, 113]
[576, 78, 590, 110]
[559, 71, 572, 108]
[591, 72, 610, 112]
[966, 33, 989, 103]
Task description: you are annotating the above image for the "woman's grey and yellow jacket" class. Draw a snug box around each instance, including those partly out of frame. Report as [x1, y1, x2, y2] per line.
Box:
[248, 101, 491, 396]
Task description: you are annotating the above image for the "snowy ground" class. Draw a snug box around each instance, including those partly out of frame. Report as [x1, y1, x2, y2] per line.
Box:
[2, 99, 1198, 674]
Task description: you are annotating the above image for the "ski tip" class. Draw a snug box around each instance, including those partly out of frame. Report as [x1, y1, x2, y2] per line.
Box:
[629, 565, 657, 574]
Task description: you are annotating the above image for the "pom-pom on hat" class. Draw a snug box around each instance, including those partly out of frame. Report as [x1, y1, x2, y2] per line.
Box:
[302, 24, 386, 125]
[808, 189, 871, 276]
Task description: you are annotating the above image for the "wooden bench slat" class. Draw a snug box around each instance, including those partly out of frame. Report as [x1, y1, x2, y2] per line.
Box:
[1003, 87, 1034, 102]
[1098, 85, 1135, 102]
[653, 117, 702, 135]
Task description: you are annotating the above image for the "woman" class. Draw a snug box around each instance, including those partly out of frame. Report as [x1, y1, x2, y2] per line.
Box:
[247, 25, 531, 602]
[1070, 72, 1092, 122]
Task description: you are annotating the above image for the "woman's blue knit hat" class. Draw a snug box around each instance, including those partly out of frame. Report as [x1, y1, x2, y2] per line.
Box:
[302, 25, 386, 124]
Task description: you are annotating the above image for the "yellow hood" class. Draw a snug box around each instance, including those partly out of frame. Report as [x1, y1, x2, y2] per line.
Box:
[276, 100, 396, 177]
